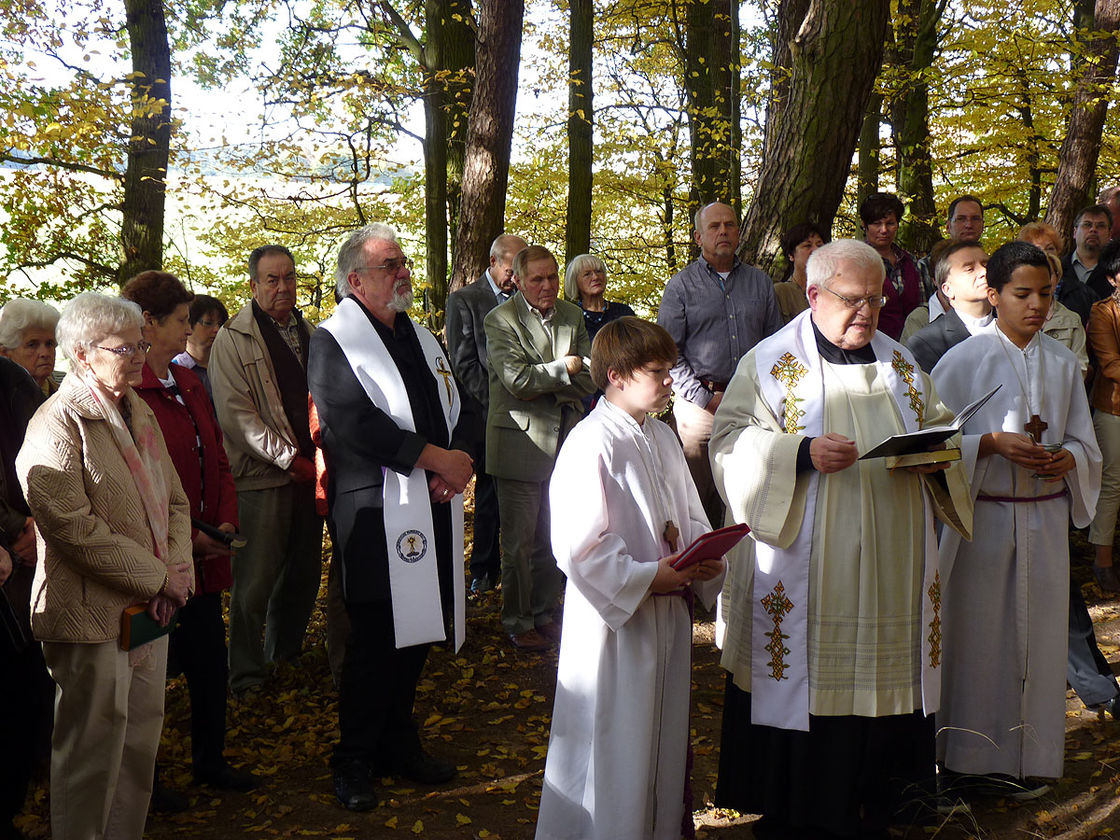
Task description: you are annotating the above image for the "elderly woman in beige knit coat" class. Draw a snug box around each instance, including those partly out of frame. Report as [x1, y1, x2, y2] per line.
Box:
[16, 292, 193, 840]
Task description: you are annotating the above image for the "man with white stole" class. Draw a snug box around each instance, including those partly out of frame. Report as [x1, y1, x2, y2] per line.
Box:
[710, 239, 972, 839]
[308, 224, 479, 812]
[932, 241, 1101, 795]
[536, 317, 725, 840]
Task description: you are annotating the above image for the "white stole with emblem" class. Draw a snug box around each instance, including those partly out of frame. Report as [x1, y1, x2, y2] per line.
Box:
[319, 297, 465, 652]
[750, 309, 940, 730]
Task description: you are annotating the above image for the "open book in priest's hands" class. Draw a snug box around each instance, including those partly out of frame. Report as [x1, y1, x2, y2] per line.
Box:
[670, 523, 751, 570]
[857, 384, 1001, 464]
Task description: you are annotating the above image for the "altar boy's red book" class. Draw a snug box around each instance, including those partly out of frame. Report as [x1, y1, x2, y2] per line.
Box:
[671, 522, 751, 570]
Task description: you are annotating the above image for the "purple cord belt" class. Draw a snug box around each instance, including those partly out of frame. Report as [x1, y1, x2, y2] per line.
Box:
[976, 488, 1069, 503]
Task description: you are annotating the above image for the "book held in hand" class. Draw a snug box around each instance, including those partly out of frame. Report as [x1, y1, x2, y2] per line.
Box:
[120, 604, 179, 651]
[858, 385, 1001, 461]
[671, 523, 751, 570]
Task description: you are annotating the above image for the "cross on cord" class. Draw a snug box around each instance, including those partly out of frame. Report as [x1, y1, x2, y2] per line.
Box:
[434, 357, 455, 403]
[1024, 414, 1048, 443]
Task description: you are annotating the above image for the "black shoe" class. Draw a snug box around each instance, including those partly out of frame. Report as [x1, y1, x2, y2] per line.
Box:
[333, 762, 378, 811]
[150, 781, 189, 813]
[194, 762, 260, 792]
[392, 750, 457, 785]
[470, 575, 492, 594]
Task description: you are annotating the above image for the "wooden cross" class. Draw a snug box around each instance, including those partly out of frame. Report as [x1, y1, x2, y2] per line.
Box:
[1024, 414, 1048, 443]
[434, 357, 455, 403]
[663, 520, 680, 553]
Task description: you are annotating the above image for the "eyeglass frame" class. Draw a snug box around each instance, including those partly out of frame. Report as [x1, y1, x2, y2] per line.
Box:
[94, 341, 152, 357]
[354, 256, 413, 275]
[818, 285, 888, 311]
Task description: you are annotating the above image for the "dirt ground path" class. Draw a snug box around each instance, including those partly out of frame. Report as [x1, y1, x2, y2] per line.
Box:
[14, 536, 1120, 839]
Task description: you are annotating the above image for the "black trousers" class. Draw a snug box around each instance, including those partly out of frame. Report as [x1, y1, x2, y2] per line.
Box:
[332, 598, 430, 769]
[716, 676, 935, 839]
[469, 452, 501, 582]
[1067, 576, 1120, 707]
[0, 637, 53, 825]
[167, 591, 230, 774]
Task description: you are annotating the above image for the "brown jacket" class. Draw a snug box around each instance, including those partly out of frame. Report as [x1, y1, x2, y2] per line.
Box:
[209, 303, 315, 491]
[15, 375, 192, 643]
[1089, 296, 1120, 415]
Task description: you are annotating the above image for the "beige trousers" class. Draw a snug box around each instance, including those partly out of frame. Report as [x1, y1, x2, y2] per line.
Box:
[1091, 410, 1120, 547]
[672, 395, 724, 527]
[43, 636, 168, 840]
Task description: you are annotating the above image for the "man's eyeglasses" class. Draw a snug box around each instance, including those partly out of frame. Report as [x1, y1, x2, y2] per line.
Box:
[820, 286, 888, 310]
[356, 257, 413, 275]
[95, 341, 151, 357]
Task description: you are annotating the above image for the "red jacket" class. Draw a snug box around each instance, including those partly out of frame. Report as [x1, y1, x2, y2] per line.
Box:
[135, 362, 239, 593]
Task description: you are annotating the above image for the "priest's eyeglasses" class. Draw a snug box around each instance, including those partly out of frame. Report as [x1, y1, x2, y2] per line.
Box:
[357, 257, 413, 275]
[820, 286, 888, 310]
[96, 341, 152, 357]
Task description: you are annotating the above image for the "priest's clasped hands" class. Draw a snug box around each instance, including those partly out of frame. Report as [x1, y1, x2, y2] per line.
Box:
[650, 553, 725, 594]
[417, 443, 474, 503]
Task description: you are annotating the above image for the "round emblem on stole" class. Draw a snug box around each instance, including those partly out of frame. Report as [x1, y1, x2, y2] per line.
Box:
[395, 529, 428, 563]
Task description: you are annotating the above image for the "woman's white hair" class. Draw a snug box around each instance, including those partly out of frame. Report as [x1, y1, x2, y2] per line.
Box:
[0, 298, 61, 350]
[563, 254, 606, 302]
[56, 292, 143, 365]
[334, 223, 400, 300]
[805, 239, 886, 293]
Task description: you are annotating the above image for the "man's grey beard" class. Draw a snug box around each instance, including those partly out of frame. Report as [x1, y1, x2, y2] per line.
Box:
[387, 287, 414, 312]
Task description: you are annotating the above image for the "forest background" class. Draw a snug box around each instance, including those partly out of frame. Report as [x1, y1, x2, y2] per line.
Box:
[0, 0, 1118, 330]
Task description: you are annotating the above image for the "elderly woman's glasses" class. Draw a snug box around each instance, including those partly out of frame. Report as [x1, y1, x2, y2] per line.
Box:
[820, 286, 888, 310]
[95, 341, 151, 357]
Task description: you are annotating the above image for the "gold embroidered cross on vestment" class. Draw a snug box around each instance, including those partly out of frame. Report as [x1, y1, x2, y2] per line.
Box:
[770, 353, 808, 434]
[927, 571, 942, 667]
[891, 351, 924, 426]
[761, 581, 795, 681]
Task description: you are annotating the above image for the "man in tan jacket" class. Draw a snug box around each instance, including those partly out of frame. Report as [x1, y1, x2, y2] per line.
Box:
[210, 245, 323, 694]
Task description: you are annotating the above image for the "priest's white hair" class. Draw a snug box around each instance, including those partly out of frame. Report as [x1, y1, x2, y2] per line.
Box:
[805, 239, 886, 293]
[335, 223, 400, 300]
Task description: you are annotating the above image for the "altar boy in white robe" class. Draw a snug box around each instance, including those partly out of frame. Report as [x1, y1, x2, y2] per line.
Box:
[932, 241, 1101, 795]
[536, 317, 725, 840]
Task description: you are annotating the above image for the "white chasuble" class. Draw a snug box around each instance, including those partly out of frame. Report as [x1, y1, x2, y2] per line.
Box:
[712, 310, 972, 731]
[536, 399, 723, 840]
[319, 298, 465, 651]
[932, 328, 1100, 779]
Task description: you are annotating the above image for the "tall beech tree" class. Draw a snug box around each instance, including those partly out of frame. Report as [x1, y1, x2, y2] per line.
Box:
[119, 0, 172, 284]
[450, 0, 524, 294]
[565, 0, 594, 263]
[740, 0, 891, 275]
[1046, 0, 1120, 239]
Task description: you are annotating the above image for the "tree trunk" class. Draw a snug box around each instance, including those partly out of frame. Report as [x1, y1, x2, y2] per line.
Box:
[684, 0, 740, 219]
[422, 0, 450, 329]
[118, 0, 172, 285]
[444, 0, 474, 249]
[739, 0, 890, 275]
[450, 0, 524, 293]
[565, 0, 593, 265]
[1046, 0, 1120, 241]
[890, 0, 943, 255]
[762, 0, 812, 166]
[857, 89, 882, 206]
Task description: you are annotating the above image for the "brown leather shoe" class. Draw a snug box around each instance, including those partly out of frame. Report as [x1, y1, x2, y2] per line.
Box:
[536, 621, 563, 644]
[509, 628, 551, 651]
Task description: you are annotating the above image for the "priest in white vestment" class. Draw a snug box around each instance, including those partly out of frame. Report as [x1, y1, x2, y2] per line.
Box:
[710, 240, 972, 839]
[932, 241, 1101, 789]
[536, 317, 725, 840]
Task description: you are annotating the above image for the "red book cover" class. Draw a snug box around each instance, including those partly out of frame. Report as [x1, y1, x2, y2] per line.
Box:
[671, 522, 751, 570]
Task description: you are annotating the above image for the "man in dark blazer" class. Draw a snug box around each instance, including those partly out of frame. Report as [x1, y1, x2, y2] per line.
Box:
[445, 233, 527, 593]
[907, 241, 992, 373]
[310, 223, 480, 812]
[1060, 205, 1113, 324]
[485, 245, 595, 651]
